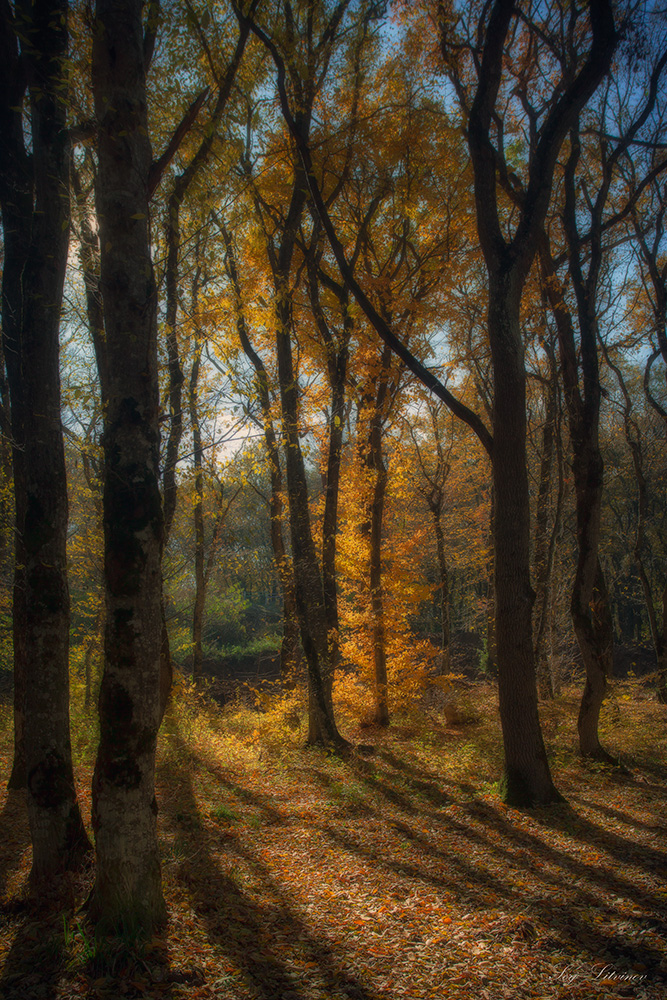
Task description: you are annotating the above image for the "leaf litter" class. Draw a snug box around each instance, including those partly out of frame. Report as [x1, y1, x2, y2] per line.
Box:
[0, 680, 665, 1000]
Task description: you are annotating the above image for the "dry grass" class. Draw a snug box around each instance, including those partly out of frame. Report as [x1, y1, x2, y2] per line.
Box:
[0, 676, 666, 1000]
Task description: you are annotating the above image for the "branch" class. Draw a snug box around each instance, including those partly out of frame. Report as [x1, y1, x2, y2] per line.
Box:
[239, 6, 493, 457]
[147, 86, 210, 199]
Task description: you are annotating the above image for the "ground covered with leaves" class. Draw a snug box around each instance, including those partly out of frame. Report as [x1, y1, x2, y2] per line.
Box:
[0, 678, 665, 1000]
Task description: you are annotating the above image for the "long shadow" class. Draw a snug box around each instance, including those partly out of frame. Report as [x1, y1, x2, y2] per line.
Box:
[331, 747, 667, 976]
[161, 722, 667, 987]
[455, 798, 667, 930]
[0, 789, 31, 902]
[570, 794, 666, 833]
[377, 747, 476, 798]
[316, 809, 667, 979]
[0, 886, 68, 1000]
[494, 799, 667, 883]
[370, 745, 667, 903]
[0, 790, 66, 1000]
[158, 720, 385, 1000]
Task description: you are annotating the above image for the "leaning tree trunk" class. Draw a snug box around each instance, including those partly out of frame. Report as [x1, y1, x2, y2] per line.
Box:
[88, 0, 166, 934]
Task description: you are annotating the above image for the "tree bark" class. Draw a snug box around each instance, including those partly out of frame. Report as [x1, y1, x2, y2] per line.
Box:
[1, 0, 91, 866]
[488, 274, 559, 805]
[89, 0, 166, 933]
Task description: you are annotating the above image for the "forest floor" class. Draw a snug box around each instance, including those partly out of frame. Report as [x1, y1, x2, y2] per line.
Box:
[0, 676, 665, 1000]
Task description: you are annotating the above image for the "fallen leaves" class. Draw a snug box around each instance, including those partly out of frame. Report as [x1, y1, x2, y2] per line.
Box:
[0, 681, 666, 999]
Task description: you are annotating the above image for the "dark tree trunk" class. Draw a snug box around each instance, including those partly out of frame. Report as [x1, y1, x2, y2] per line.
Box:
[484, 490, 497, 676]
[89, 0, 166, 933]
[1, 9, 31, 792]
[1, 0, 91, 865]
[488, 275, 559, 805]
[359, 343, 392, 726]
[362, 346, 391, 726]
[306, 252, 352, 675]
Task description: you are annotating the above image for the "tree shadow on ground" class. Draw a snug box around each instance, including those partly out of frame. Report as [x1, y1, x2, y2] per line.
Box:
[300, 740, 665, 974]
[157, 716, 384, 1000]
[0, 789, 30, 901]
[170, 728, 666, 988]
[0, 881, 73, 1000]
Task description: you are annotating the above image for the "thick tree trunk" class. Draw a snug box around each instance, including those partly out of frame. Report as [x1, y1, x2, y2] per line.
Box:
[7, 549, 26, 790]
[0, 35, 30, 792]
[89, 0, 166, 933]
[0, 0, 91, 864]
[489, 276, 560, 806]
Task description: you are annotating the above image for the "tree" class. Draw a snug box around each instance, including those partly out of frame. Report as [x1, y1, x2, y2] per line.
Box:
[0, 0, 91, 874]
[87, 0, 166, 932]
[268, 0, 616, 803]
[540, 28, 667, 754]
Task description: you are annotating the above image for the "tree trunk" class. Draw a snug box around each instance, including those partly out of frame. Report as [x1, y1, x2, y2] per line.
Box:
[88, 0, 166, 933]
[275, 281, 343, 746]
[1, 0, 91, 865]
[659, 582, 667, 704]
[359, 343, 392, 726]
[489, 276, 560, 805]
[575, 559, 613, 756]
[0, 19, 31, 792]
[533, 371, 557, 700]
[432, 511, 451, 672]
[369, 454, 389, 725]
[307, 252, 352, 676]
[484, 492, 497, 676]
[189, 347, 205, 682]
